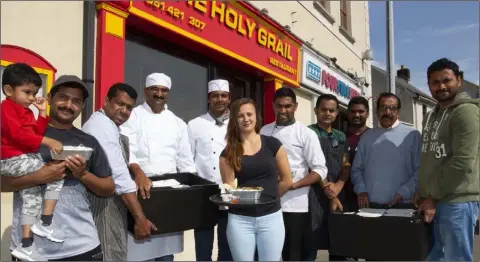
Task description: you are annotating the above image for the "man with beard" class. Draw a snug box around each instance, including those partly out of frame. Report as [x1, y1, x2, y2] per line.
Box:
[308, 94, 352, 261]
[351, 92, 420, 210]
[187, 79, 233, 261]
[121, 73, 196, 261]
[82, 83, 157, 261]
[415, 58, 479, 261]
[260, 87, 328, 261]
[345, 96, 370, 212]
[3, 75, 115, 261]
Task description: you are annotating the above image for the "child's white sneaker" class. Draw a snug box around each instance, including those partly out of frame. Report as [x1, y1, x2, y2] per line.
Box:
[11, 243, 46, 261]
[31, 220, 66, 243]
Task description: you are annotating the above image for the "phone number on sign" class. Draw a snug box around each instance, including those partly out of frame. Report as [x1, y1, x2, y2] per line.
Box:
[145, 1, 206, 31]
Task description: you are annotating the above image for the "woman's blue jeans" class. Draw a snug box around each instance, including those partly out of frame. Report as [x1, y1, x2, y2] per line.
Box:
[226, 210, 285, 261]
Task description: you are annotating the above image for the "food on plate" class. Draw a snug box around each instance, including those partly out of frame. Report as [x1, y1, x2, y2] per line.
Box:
[231, 195, 240, 204]
[233, 187, 264, 191]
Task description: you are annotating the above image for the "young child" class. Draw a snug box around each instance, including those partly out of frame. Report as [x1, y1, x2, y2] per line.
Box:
[1, 63, 66, 261]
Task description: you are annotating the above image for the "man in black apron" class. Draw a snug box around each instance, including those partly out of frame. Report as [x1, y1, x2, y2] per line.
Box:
[83, 83, 157, 261]
[309, 94, 354, 261]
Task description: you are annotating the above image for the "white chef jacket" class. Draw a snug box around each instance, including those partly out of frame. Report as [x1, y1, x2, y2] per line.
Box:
[120, 102, 196, 261]
[187, 113, 228, 185]
[260, 121, 328, 213]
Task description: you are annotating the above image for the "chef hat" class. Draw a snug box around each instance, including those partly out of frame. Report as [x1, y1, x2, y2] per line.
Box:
[145, 73, 172, 89]
[208, 79, 229, 93]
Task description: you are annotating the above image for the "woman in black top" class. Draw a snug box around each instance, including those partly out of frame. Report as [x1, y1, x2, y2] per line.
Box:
[219, 98, 293, 261]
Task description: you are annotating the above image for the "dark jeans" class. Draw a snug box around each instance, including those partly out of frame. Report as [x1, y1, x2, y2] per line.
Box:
[194, 210, 232, 261]
[330, 255, 358, 261]
[154, 254, 174, 261]
[12, 245, 103, 261]
[303, 250, 317, 261]
[301, 252, 357, 261]
[282, 212, 314, 261]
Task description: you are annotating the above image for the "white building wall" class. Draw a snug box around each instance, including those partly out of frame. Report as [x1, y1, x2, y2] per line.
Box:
[414, 101, 434, 132]
[293, 88, 315, 126]
[1, 1, 84, 127]
[414, 102, 423, 131]
[0, 2, 84, 260]
[250, 1, 373, 127]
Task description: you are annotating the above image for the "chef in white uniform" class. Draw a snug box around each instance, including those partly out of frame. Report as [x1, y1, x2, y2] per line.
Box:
[187, 79, 232, 261]
[121, 73, 196, 261]
[260, 87, 328, 261]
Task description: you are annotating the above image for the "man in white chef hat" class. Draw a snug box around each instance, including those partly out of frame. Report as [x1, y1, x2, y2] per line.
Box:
[121, 72, 196, 261]
[187, 79, 232, 261]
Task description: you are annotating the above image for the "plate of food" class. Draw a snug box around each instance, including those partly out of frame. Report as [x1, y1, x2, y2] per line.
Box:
[50, 145, 94, 161]
[227, 187, 264, 200]
[223, 180, 264, 200]
[209, 193, 277, 207]
[212, 180, 276, 207]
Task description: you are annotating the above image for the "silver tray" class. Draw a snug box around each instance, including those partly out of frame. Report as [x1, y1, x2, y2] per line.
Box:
[227, 188, 263, 200]
[51, 146, 94, 161]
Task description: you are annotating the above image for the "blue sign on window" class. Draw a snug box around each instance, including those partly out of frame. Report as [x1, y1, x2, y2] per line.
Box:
[306, 61, 321, 83]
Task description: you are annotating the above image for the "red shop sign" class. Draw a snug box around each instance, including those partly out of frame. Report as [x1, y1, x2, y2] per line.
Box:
[128, 1, 301, 85]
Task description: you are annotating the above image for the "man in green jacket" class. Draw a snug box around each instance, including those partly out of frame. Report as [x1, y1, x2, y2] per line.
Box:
[416, 58, 479, 261]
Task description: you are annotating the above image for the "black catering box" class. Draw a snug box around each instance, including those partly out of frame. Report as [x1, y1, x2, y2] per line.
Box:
[127, 173, 220, 235]
[328, 204, 433, 261]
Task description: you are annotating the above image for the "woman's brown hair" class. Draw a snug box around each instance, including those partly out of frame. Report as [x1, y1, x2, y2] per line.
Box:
[224, 98, 262, 172]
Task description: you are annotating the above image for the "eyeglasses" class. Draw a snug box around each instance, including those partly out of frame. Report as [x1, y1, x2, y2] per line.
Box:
[146, 87, 169, 94]
[378, 105, 399, 112]
[327, 133, 339, 148]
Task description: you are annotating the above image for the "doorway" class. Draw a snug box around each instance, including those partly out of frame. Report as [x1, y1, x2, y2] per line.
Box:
[333, 108, 349, 133]
[213, 67, 261, 103]
[213, 66, 264, 123]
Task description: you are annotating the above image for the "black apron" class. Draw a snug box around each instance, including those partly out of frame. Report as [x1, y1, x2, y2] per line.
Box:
[312, 136, 348, 250]
[88, 133, 131, 261]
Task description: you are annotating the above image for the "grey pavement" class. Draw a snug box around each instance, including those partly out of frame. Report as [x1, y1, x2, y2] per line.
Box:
[175, 229, 480, 261]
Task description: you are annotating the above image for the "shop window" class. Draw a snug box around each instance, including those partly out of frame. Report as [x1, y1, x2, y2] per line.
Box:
[340, 1, 349, 31]
[0, 65, 48, 118]
[313, 0, 335, 24]
[125, 31, 209, 123]
[214, 67, 261, 103]
[1, 44, 56, 116]
[0, 66, 47, 100]
[339, 1, 355, 44]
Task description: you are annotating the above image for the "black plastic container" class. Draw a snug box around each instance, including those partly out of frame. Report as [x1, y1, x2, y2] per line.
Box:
[127, 173, 220, 235]
[328, 204, 433, 261]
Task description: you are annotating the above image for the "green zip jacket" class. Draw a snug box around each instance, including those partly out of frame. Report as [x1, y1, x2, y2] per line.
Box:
[418, 92, 480, 203]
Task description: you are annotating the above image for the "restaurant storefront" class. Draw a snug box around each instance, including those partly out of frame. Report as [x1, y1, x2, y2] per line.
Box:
[95, 1, 302, 123]
[300, 46, 361, 132]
